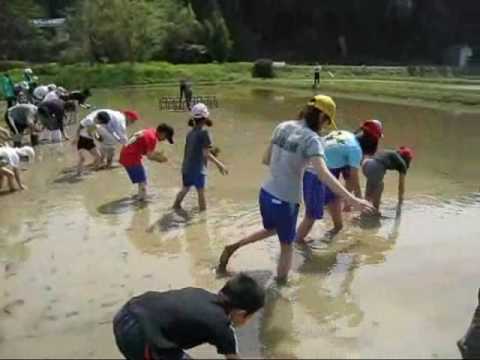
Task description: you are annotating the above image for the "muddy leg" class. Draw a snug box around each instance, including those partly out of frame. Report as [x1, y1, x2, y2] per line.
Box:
[218, 229, 276, 272]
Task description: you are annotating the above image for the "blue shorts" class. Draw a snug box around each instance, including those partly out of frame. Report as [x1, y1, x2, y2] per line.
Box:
[303, 167, 345, 219]
[124, 164, 147, 184]
[259, 189, 299, 244]
[182, 173, 206, 189]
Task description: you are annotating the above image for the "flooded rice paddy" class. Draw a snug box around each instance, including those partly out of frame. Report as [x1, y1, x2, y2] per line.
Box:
[1, 86, 479, 358]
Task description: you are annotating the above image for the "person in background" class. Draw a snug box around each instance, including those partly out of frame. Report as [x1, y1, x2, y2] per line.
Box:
[173, 103, 228, 212]
[61, 88, 92, 109]
[458, 289, 480, 359]
[0, 145, 35, 192]
[4, 103, 40, 147]
[313, 63, 322, 88]
[218, 95, 374, 283]
[297, 125, 381, 243]
[113, 273, 265, 360]
[37, 99, 76, 142]
[1, 73, 16, 108]
[73, 111, 111, 175]
[362, 146, 414, 213]
[32, 84, 50, 104]
[23, 68, 35, 90]
[119, 123, 174, 201]
[179, 79, 193, 110]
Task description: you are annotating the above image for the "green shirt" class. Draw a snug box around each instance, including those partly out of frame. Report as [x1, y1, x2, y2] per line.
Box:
[1, 76, 15, 98]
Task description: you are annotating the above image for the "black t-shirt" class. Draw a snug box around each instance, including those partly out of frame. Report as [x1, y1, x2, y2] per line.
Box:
[374, 150, 408, 174]
[62, 91, 88, 105]
[127, 288, 238, 355]
[38, 99, 65, 130]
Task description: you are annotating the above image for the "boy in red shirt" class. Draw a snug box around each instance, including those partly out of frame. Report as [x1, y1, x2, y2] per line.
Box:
[119, 124, 174, 201]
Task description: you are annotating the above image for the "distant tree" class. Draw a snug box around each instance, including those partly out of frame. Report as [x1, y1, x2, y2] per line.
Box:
[0, 0, 50, 61]
[203, 11, 233, 62]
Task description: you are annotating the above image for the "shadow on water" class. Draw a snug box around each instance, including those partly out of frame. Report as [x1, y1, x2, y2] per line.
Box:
[97, 197, 148, 215]
[146, 208, 195, 233]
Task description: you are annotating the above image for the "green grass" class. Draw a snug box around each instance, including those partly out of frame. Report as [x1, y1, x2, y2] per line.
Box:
[3, 62, 480, 108]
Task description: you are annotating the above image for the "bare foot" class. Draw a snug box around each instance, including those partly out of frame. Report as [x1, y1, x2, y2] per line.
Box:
[296, 237, 314, 246]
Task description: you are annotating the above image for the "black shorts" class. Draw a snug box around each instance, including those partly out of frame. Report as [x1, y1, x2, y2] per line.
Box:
[113, 306, 187, 360]
[4, 112, 27, 135]
[77, 136, 96, 151]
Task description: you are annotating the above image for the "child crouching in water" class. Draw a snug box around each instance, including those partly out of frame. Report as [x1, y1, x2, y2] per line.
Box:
[173, 103, 228, 211]
[362, 146, 414, 213]
[113, 273, 265, 360]
[0, 145, 35, 192]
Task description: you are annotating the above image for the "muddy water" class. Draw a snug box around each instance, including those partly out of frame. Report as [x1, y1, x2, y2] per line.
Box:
[1, 86, 479, 359]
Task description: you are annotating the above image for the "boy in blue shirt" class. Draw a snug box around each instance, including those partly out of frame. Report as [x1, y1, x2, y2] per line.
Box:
[297, 124, 381, 243]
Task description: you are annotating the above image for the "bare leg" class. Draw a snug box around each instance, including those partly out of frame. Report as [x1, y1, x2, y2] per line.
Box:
[0, 173, 4, 190]
[197, 188, 207, 212]
[277, 243, 294, 284]
[0, 167, 16, 191]
[296, 215, 315, 244]
[326, 198, 343, 234]
[89, 148, 101, 169]
[138, 182, 147, 201]
[218, 228, 276, 272]
[76, 150, 87, 176]
[173, 187, 190, 209]
[366, 182, 383, 212]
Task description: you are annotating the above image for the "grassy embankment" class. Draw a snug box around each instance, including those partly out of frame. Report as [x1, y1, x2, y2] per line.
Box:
[4, 62, 480, 108]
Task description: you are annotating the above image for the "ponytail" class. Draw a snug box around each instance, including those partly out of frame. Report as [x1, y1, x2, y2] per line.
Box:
[188, 117, 213, 128]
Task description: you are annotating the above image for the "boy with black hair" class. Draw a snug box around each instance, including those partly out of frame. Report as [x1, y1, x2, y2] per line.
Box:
[113, 273, 265, 360]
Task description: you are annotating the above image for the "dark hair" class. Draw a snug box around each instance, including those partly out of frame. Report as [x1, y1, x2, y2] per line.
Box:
[157, 123, 174, 140]
[219, 273, 265, 315]
[64, 100, 76, 112]
[96, 111, 111, 124]
[299, 105, 322, 132]
[82, 88, 92, 97]
[188, 117, 213, 127]
[355, 130, 379, 156]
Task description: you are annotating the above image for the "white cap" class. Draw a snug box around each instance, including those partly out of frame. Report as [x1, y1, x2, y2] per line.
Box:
[24, 68, 33, 74]
[48, 84, 57, 91]
[191, 103, 210, 119]
[16, 146, 35, 162]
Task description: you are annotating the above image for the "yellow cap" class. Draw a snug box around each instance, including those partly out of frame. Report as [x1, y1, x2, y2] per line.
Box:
[308, 95, 337, 129]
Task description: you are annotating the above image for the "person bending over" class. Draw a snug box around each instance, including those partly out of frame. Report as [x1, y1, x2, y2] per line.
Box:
[113, 273, 265, 360]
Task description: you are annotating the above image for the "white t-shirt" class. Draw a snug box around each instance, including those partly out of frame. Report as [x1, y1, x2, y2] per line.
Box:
[97, 125, 117, 148]
[79, 116, 96, 139]
[262, 120, 325, 204]
[33, 86, 49, 101]
[87, 109, 128, 144]
[0, 147, 20, 168]
[43, 91, 60, 102]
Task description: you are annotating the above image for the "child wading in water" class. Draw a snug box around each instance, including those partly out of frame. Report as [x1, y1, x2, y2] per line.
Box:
[173, 103, 228, 211]
[119, 124, 175, 201]
[0, 145, 35, 191]
[113, 273, 265, 360]
[362, 146, 414, 213]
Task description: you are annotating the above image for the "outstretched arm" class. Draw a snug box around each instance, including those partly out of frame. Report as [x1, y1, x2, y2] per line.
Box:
[205, 148, 228, 175]
[311, 156, 373, 213]
[13, 168, 26, 190]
